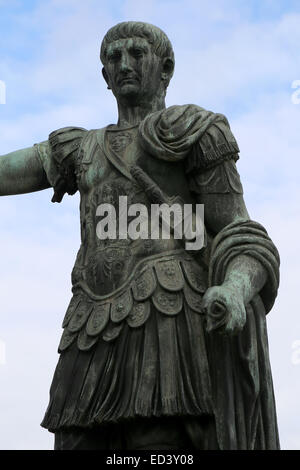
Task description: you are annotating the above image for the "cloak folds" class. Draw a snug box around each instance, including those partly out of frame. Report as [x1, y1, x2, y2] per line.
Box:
[138, 106, 280, 449]
[206, 219, 280, 449]
[138, 103, 240, 169]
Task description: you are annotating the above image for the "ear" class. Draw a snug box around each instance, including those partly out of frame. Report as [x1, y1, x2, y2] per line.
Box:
[161, 57, 174, 83]
[102, 67, 111, 90]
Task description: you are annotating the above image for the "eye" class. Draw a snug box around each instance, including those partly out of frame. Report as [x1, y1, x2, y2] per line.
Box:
[131, 48, 144, 58]
[107, 51, 121, 62]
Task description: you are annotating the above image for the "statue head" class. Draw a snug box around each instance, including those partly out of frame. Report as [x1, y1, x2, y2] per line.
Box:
[100, 22, 175, 104]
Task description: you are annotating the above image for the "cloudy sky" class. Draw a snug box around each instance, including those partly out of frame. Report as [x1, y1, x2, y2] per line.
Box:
[0, 0, 300, 450]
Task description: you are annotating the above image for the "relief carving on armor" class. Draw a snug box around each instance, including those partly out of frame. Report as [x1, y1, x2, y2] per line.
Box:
[107, 131, 133, 154]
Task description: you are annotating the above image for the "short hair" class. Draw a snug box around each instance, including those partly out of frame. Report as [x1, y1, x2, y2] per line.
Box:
[100, 21, 175, 67]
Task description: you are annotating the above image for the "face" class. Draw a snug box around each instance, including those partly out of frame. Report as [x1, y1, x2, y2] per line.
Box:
[103, 37, 165, 104]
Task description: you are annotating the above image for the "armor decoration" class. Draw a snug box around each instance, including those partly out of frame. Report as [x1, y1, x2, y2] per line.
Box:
[155, 259, 184, 291]
[102, 322, 124, 342]
[67, 300, 93, 333]
[127, 300, 151, 328]
[51, 121, 219, 353]
[111, 290, 133, 323]
[131, 267, 156, 301]
[58, 329, 77, 353]
[86, 302, 110, 336]
[77, 329, 100, 351]
[58, 254, 207, 352]
[152, 286, 183, 315]
[61, 295, 81, 328]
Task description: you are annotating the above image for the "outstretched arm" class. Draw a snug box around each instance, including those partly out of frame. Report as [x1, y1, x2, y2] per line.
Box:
[0, 144, 50, 196]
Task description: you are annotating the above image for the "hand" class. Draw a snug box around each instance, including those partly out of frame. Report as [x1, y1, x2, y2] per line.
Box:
[201, 283, 246, 335]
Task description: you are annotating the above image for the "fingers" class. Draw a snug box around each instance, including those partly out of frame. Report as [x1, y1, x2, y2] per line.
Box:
[200, 287, 215, 313]
[201, 287, 246, 336]
[224, 304, 246, 335]
[201, 289, 227, 318]
[210, 301, 227, 320]
[205, 301, 228, 333]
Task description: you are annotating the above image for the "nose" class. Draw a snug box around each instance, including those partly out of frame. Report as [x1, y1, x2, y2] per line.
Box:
[119, 52, 132, 73]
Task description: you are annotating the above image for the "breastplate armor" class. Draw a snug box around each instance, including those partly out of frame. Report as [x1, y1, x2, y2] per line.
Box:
[59, 125, 208, 352]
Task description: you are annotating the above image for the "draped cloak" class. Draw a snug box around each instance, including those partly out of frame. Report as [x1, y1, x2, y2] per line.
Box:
[36, 104, 280, 449]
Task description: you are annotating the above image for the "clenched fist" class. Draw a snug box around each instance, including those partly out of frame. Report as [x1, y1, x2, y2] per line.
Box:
[201, 283, 246, 336]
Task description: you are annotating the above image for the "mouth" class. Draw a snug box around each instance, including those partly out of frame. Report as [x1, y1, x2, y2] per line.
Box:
[118, 76, 139, 86]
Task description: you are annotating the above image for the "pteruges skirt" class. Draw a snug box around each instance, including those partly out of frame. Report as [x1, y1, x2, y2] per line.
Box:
[41, 302, 213, 432]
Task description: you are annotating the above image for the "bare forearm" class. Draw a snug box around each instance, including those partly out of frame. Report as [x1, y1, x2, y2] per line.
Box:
[0, 145, 50, 196]
[223, 254, 267, 305]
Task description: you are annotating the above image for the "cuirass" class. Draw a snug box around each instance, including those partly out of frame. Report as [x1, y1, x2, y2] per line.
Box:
[58, 126, 208, 352]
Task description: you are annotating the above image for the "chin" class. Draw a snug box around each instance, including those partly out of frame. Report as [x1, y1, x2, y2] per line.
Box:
[118, 86, 141, 101]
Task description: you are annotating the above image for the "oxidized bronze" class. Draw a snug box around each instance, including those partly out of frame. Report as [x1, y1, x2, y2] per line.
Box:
[0, 21, 280, 450]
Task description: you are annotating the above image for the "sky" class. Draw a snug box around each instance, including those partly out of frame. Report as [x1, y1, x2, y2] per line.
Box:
[0, 0, 300, 450]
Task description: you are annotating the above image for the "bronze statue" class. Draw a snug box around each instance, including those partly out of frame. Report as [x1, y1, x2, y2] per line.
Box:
[0, 22, 280, 450]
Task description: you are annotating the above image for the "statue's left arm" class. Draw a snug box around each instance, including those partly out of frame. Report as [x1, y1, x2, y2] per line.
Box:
[192, 164, 267, 334]
[138, 104, 279, 335]
[187, 132, 279, 336]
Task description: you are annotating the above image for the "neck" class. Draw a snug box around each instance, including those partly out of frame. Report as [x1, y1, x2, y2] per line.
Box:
[116, 94, 166, 127]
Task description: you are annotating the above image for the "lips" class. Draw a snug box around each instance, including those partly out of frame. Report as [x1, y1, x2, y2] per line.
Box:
[118, 76, 139, 85]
